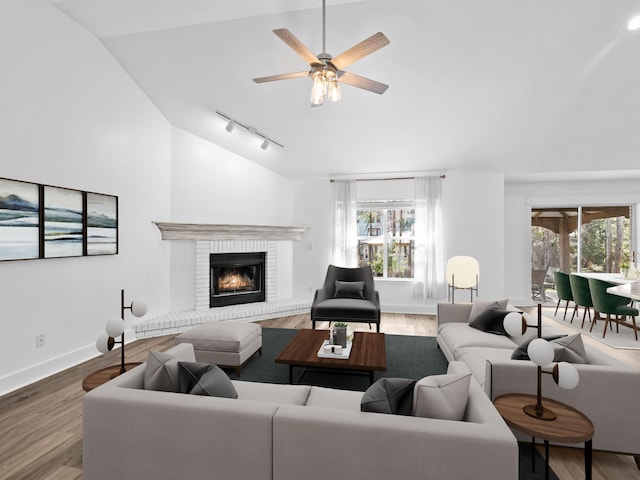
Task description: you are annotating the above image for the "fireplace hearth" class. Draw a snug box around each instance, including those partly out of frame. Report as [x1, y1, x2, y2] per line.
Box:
[210, 252, 266, 307]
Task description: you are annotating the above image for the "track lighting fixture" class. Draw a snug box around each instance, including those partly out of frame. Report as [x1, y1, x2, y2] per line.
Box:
[216, 111, 283, 150]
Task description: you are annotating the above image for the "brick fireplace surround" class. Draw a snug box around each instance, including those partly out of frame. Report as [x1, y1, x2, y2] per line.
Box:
[134, 223, 311, 338]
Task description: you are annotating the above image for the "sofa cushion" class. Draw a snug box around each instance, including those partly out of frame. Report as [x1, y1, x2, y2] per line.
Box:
[361, 378, 416, 415]
[551, 334, 588, 363]
[334, 280, 365, 299]
[438, 323, 517, 359]
[177, 361, 238, 398]
[143, 350, 180, 392]
[511, 335, 567, 360]
[468, 307, 512, 335]
[312, 298, 378, 320]
[412, 372, 471, 420]
[468, 298, 508, 323]
[511, 334, 586, 364]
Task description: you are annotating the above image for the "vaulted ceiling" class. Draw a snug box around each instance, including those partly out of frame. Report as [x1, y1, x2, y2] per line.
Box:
[51, 0, 640, 181]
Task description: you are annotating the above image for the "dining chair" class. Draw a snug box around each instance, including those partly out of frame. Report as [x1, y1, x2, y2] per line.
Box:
[553, 271, 574, 320]
[587, 277, 638, 340]
[569, 274, 594, 328]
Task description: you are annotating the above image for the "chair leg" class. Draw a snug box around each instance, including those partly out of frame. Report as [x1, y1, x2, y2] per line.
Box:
[603, 314, 611, 338]
[554, 300, 561, 316]
[632, 316, 638, 341]
[581, 307, 590, 329]
[563, 301, 570, 320]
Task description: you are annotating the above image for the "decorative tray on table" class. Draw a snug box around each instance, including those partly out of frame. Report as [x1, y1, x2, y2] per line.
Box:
[317, 340, 353, 359]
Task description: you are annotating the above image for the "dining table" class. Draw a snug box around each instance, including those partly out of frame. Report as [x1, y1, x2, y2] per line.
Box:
[605, 281, 640, 302]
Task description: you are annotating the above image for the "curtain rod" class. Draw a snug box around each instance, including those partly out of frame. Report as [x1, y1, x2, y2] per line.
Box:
[330, 174, 445, 183]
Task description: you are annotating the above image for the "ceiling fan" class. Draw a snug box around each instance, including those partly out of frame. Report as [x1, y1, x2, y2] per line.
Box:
[253, 0, 390, 107]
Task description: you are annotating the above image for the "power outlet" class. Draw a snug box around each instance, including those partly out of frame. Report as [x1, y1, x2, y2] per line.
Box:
[35, 334, 45, 348]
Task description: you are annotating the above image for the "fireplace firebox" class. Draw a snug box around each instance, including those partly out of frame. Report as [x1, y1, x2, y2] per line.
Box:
[210, 252, 266, 307]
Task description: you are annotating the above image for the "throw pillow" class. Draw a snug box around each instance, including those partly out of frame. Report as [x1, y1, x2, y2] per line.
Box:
[468, 298, 509, 323]
[177, 361, 238, 398]
[334, 280, 365, 299]
[550, 334, 588, 364]
[412, 372, 471, 420]
[144, 350, 180, 392]
[511, 335, 567, 360]
[360, 377, 417, 415]
[468, 307, 512, 335]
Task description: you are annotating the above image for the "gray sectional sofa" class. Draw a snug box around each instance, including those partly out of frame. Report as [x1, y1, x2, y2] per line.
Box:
[437, 301, 640, 457]
[83, 342, 518, 480]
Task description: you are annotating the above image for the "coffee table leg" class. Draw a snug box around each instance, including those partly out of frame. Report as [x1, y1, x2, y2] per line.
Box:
[585, 439, 592, 480]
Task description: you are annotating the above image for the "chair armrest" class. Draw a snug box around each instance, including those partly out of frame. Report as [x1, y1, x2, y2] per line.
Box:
[437, 303, 472, 325]
[365, 289, 380, 309]
[312, 288, 329, 304]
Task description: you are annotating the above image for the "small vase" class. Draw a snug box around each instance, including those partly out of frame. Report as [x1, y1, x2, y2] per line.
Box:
[333, 327, 347, 348]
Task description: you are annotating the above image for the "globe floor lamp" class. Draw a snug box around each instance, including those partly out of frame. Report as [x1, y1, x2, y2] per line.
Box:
[96, 289, 148, 377]
[504, 304, 580, 420]
[446, 256, 479, 303]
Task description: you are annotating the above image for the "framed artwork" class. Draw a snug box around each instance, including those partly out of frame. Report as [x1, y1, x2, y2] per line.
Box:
[86, 192, 118, 255]
[0, 178, 40, 261]
[44, 186, 84, 258]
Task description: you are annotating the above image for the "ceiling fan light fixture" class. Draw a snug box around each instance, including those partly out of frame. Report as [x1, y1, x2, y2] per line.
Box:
[328, 78, 341, 102]
[225, 120, 235, 133]
[310, 71, 326, 106]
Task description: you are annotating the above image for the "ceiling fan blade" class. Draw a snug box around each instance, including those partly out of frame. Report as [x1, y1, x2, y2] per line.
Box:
[273, 28, 320, 65]
[331, 32, 390, 70]
[253, 71, 309, 83]
[338, 71, 388, 95]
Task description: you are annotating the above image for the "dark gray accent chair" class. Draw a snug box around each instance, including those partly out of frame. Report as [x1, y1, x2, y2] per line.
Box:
[311, 265, 381, 332]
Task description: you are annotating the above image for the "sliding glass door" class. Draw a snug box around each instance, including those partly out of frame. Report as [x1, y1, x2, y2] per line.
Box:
[531, 205, 633, 277]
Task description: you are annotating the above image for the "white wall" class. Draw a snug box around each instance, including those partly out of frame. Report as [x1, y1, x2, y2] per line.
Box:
[168, 127, 296, 311]
[0, 0, 172, 395]
[291, 171, 506, 313]
[504, 178, 640, 306]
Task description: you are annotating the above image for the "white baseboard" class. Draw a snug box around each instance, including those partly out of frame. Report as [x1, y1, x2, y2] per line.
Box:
[0, 329, 134, 397]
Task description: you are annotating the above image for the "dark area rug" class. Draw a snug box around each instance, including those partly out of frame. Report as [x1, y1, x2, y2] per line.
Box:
[230, 327, 449, 390]
[229, 327, 558, 480]
[519, 442, 560, 480]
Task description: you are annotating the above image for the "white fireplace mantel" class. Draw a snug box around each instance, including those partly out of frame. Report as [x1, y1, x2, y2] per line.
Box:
[153, 222, 308, 241]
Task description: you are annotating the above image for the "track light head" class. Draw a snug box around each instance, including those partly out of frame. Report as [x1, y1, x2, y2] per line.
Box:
[261, 139, 270, 150]
[225, 120, 235, 133]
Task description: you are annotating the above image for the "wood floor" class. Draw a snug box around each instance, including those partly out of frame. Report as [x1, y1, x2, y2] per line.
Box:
[0, 312, 638, 480]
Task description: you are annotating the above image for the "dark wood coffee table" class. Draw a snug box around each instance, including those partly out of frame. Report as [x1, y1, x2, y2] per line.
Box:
[275, 329, 386, 385]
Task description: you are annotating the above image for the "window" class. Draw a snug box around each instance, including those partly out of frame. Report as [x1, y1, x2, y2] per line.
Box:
[531, 205, 634, 275]
[357, 203, 415, 278]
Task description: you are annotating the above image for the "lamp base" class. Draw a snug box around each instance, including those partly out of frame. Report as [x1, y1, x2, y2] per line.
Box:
[523, 404, 557, 421]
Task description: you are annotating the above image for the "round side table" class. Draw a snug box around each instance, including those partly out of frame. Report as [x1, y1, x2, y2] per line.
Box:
[82, 363, 142, 392]
[493, 393, 594, 480]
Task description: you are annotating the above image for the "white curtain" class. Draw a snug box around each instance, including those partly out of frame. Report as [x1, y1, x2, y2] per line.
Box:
[413, 176, 446, 299]
[331, 179, 358, 267]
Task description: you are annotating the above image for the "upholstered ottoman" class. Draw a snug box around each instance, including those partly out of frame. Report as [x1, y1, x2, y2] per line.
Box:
[175, 322, 262, 376]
